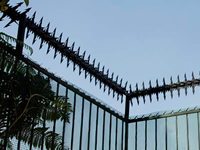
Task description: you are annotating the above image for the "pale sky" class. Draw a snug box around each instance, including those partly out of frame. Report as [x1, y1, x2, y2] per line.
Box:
[1, 0, 200, 116]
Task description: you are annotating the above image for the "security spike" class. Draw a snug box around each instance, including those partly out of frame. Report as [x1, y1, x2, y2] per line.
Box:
[73, 62, 76, 72]
[4, 20, 15, 28]
[116, 76, 118, 83]
[170, 76, 173, 84]
[52, 28, 56, 37]
[39, 39, 44, 49]
[163, 78, 166, 86]
[71, 42, 75, 51]
[0, 13, 7, 21]
[99, 80, 102, 89]
[95, 77, 98, 85]
[65, 38, 69, 47]
[136, 96, 139, 105]
[32, 33, 37, 44]
[149, 80, 152, 102]
[129, 84, 132, 92]
[124, 81, 128, 89]
[163, 77, 166, 99]
[90, 74, 93, 82]
[97, 62, 100, 70]
[45, 22, 50, 32]
[87, 55, 90, 63]
[177, 75, 180, 97]
[47, 44, 51, 54]
[39, 17, 43, 27]
[93, 59, 96, 67]
[12, 2, 23, 10]
[106, 69, 109, 76]
[104, 84, 106, 92]
[136, 83, 139, 104]
[31, 11, 36, 22]
[79, 66, 82, 75]
[121, 95, 123, 103]
[169, 77, 173, 99]
[60, 53, 64, 63]
[21, 8, 31, 15]
[111, 72, 114, 80]
[67, 58, 70, 68]
[77, 47, 80, 55]
[54, 50, 57, 59]
[130, 99, 133, 106]
[184, 73, 187, 82]
[108, 87, 111, 95]
[120, 78, 123, 86]
[149, 80, 152, 88]
[85, 71, 88, 79]
[102, 66, 105, 74]
[156, 79, 159, 101]
[113, 90, 115, 98]
[58, 33, 63, 42]
[26, 28, 30, 39]
[117, 93, 120, 101]
[185, 85, 187, 96]
[192, 72, 195, 94]
[142, 82, 146, 103]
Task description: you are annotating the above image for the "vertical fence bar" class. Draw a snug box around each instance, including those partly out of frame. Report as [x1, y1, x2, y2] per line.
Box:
[165, 118, 167, 150]
[145, 120, 147, 150]
[71, 93, 77, 150]
[87, 102, 92, 150]
[79, 97, 85, 150]
[121, 121, 124, 150]
[29, 119, 35, 150]
[61, 88, 68, 150]
[115, 118, 118, 150]
[124, 96, 130, 150]
[176, 116, 178, 150]
[197, 113, 200, 150]
[102, 110, 106, 150]
[186, 114, 189, 150]
[135, 122, 138, 150]
[95, 106, 99, 150]
[155, 119, 157, 150]
[51, 83, 59, 150]
[109, 114, 112, 150]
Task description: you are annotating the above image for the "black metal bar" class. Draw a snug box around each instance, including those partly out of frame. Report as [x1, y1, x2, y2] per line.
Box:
[29, 119, 35, 150]
[109, 114, 112, 150]
[145, 120, 147, 150]
[61, 88, 68, 150]
[102, 110, 106, 150]
[165, 118, 167, 150]
[71, 93, 76, 150]
[87, 102, 92, 150]
[115, 118, 118, 150]
[124, 96, 130, 150]
[95, 106, 99, 150]
[176, 116, 178, 150]
[51, 83, 59, 150]
[197, 113, 200, 150]
[79, 97, 85, 150]
[17, 128, 22, 150]
[135, 122, 137, 150]
[3, 107, 10, 150]
[121, 121, 124, 150]
[155, 119, 157, 150]
[186, 114, 189, 150]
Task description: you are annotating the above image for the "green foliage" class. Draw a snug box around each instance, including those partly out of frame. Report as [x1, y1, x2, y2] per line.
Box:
[0, 0, 29, 11]
[0, 38, 72, 149]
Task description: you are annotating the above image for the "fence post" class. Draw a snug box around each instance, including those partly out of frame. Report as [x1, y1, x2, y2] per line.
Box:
[125, 95, 130, 150]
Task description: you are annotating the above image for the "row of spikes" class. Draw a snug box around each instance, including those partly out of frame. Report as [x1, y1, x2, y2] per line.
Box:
[129, 72, 200, 106]
[1, 4, 129, 102]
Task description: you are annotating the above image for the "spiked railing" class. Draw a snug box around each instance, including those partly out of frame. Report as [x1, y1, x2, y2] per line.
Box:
[1, 3, 200, 105]
[0, 3, 129, 102]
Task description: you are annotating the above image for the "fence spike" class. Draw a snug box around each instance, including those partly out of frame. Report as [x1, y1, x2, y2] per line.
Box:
[121, 95, 123, 103]
[45, 22, 50, 32]
[13, 2, 23, 10]
[46, 44, 51, 54]
[31, 11, 36, 22]
[39, 17, 43, 27]
[52, 28, 56, 37]
[104, 84, 106, 92]
[108, 87, 111, 95]
[54, 50, 57, 59]
[117, 93, 119, 101]
[60, 53, 64, 63]
[192, 72, 195, 94]
[156, 79, 159, 100]
[58, 33, 63, 42]
[111, 72, 114, 80]
[67, 58, 70, 67]
[113, 90, 115, 98]
[102, 66, 105, 74]
[71, 42, 75, 51]
[32, 33, 37, 44]
[21, 8, 31, 15]
[90, 74, 93, 82]
[184, 73, 187, 82]
[177, 75, 180, 97]
[95, 77, 98, 85]
[169, 77, 173, 99]
[93, 59, 96, 67]
[106, 69, 109, 77]
[97, 62, 100, 70]
[79, 66, 82, 75]
[4, 19, 15, 28]
[136, 83, 139, 104]
[77, 47, 80, 55]
[124, 81, 128, 89]
[120, 78, 123, 86]
[99, 80, 102, 89]
[65, 38, 69, 48]
[73, 62, 76, 72]
[85, 71, 88, 79]
[39, 39, 44, 49]
[163, 78, 166, 99]
[116, 76, 118, 83]
[129, 84, 132, 92]
[149, 80, 152, 102]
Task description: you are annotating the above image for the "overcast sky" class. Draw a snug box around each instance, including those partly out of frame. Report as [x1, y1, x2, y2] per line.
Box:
[1, 0, 200, 116]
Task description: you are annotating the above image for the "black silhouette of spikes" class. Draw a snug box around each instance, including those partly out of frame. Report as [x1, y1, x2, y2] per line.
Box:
[46, 44, 51, 54]
[39, 17, 43, 27]
[117, 93, 120, 101]
[12, 2, 23, 10]
[120, 78, 123, 86]
[97, 62, 100, 70]
[71, 42, 75, 51]
[21, 8, 31, 15]
[4, 19, 15, 28]
[65, 38, 69, 47]
[67, 58, 70, 68]
[90, 74, 93, 82]
[149, 81, 152, 102]
[192, 72, 195, 94]
[85, 71, 88, 79]
[79, 66, 82, 75]
[170, 77, 173, 99]
[124, 81, 128, 90]
[87, 55, 90, 63]
[60, 53, 64, 63]
[26, 27, 30, 39]
[82, 51, 86, 59]
[177, 75, 180, 97]
[95, 77, 98, 85]
[0, 13, 6, 21]
[136, 83, 139, 105]
[156, 79, 159, 100]
[58, 33, 63, 42]
[102, 66, 105, 74]
[111, 72, 114, 80]
[116, 76, 118, 83]
[108, 87, 111, 95]
[73, 62, 76, 71]
[54, 50, 57, 59]
[129, 84, 132, 92]
[31, 11, 36, 22]
[39, 39, 44, 49]
[104, 84, 106, 92]
[113, 90, 115, 98]
[106, 69, 109, 77]
[184, 74, 187, 96]
[93, 59, 95, 67]
[45, 22, 50, 32]
[121, 95, 123, 103]
[99, 80, 102, 89]
[163, 78, 166, 99]
[52, 28, 56, 37]
[76, 47, 80, 55]
[142, 82, 146, 103]
[32, 33, 37, 44]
